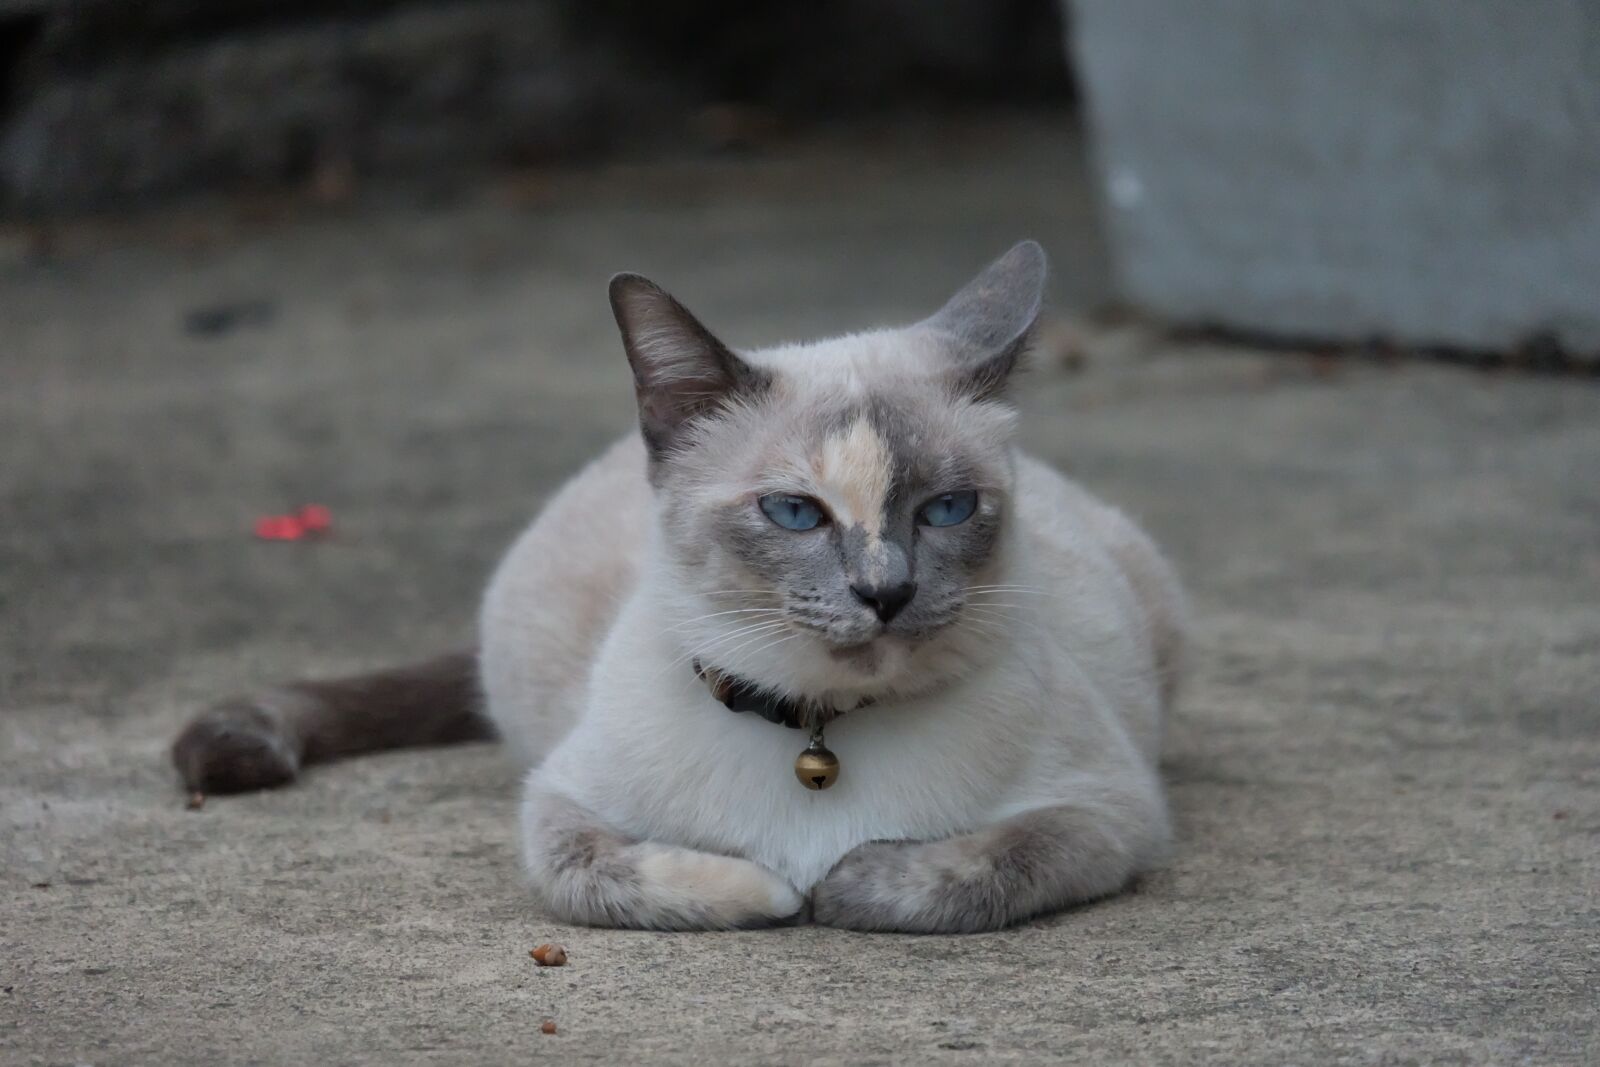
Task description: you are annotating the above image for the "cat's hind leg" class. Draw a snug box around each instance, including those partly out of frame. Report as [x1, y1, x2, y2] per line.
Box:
[522, 790, 805, 930]
[171, 651, 493, 793]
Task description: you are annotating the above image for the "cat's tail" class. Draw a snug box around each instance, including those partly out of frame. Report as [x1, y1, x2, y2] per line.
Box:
[170, 651, 495, 794]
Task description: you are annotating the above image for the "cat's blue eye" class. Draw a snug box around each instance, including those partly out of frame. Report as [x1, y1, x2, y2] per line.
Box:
[917, 490, 978, 528]
[759, 493, 828, 531]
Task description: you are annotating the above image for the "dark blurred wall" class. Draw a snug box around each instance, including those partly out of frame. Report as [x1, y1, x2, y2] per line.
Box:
[0, 0, 1071, 215]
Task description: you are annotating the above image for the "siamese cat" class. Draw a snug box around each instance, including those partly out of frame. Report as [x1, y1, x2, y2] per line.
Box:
[173, 241, 1185, 932]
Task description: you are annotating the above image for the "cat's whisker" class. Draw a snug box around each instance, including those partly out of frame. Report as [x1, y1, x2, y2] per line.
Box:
[722, 630, 803, 672]
[693, 589, 784, 598]
[660, 620, 793, 675]
[667, 607, 785, 632]
[958, 615, 1009, 640]
[663, 629, 789, 676]
[657, 621, 789, 679]
[966, 607, 1035, 618]
[965, 599, 1028, 615]
[711, 618, 793, 642]
[960, 604, 1024, 620]
[962, 603, 1040, 625]
[964, 600, 1025, 615]
[963, 585, 1064, 599]
[963, 610, 1025, 630]
[705, 622, 799, 668]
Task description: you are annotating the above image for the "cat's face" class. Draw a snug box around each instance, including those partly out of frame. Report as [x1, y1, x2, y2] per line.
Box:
[611, 241, 1045, 697]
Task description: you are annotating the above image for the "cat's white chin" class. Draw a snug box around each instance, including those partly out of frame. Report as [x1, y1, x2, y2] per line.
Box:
[817, 632, 967, 695]
[783, 620, 994, 699]
[735, 630, 910, 698]
[823, 636, 892, 674]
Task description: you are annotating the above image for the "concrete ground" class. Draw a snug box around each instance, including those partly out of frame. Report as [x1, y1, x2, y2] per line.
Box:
[2, 118, 1596, 1065]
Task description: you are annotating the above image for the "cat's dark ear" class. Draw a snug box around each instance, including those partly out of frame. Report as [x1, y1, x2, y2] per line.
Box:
[922, 240, 1047, 401]
[609, 273, 769, 460]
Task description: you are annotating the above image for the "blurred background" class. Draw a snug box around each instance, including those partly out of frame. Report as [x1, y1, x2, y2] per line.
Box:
[0, 0, 1072, 211]
[3, 0, 1597, 355]
[4, 4, 1599, 1063]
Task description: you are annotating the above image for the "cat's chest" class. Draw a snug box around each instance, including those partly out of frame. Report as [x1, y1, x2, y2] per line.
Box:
[562, 680, 1038, 888]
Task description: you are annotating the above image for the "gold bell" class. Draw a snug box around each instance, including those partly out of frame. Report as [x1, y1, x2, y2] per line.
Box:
[795, 732, 839, 790]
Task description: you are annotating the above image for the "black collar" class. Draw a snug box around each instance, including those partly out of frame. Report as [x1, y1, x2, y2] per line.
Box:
[692, 660, 871, 729]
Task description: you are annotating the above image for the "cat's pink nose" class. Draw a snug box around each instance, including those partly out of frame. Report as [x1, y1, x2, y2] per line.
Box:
[850, 580, 916, 623]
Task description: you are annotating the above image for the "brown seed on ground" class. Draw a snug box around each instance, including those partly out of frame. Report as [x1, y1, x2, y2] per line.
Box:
[530, 942, 568, 966]
[541, 1021, 557, 1035]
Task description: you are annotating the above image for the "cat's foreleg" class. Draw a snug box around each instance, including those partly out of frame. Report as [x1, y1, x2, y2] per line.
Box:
[521, 790, 805, 930]
[811, 780, 1169, 933]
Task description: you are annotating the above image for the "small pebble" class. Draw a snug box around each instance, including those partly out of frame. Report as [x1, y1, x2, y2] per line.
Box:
[530, 943, 567, 966]
[541, 1020, 557, 1035]
[183, 298, 276, 338]
[186, 792, 206, 811]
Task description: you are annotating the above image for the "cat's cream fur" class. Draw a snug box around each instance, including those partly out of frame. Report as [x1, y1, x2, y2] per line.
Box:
[479, 241, 1186, 931]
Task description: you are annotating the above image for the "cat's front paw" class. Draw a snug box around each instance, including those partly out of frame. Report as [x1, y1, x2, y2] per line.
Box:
[171, 696, 302, 793]
[811, 839, 921, 932]
[622, 847, 807, 930]
[535, 844, 806, 930]
[811, 838, 1008, 934]
[523, 791, 809, 930]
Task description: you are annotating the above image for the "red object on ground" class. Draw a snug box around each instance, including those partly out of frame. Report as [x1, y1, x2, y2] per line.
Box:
[254, 515, 306, 540]
[253, 504, 333, 541]
[297, 504, 332, 532]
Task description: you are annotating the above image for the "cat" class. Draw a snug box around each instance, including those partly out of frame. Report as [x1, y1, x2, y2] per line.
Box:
[172, 240, 1186, 933]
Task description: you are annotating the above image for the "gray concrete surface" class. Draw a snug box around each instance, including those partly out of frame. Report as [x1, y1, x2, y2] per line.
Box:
[2, 119, 1598, 1065]
[1068, 0, 1600, 356]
